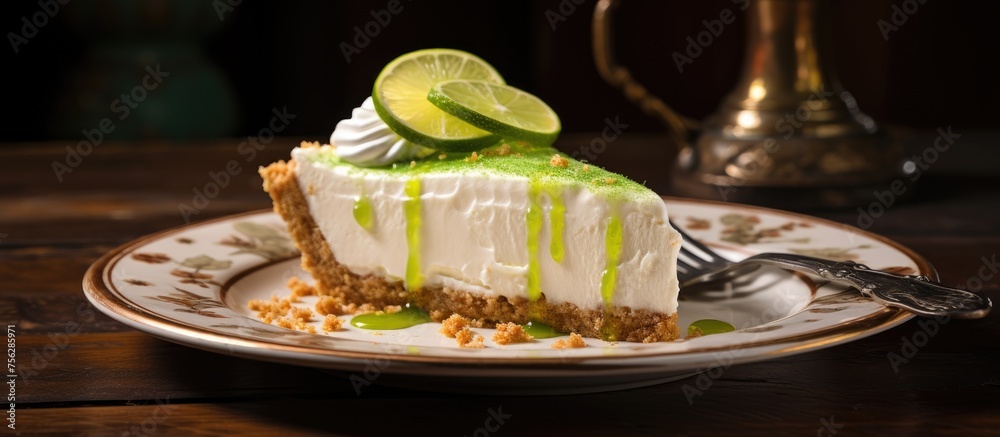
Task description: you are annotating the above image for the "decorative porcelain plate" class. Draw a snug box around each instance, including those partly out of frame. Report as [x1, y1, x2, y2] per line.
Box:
[84, 198, 929, 395]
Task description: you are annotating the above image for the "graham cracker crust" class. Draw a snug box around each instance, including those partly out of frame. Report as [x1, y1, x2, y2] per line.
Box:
[259, 158, 679, 343]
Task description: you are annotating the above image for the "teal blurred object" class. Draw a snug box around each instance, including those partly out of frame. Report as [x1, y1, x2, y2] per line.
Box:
[50, 0, 238, 140]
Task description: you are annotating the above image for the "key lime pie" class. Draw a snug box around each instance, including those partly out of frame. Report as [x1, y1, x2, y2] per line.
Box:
[260, 49, 682, 342]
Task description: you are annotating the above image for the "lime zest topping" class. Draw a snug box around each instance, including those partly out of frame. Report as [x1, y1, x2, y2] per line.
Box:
[600, 212, 623, 306]
[428, 79, 561, 147]
[403, 178, 423, 289]
[372, 49, 506, 152]
[308, 146, 656, 202]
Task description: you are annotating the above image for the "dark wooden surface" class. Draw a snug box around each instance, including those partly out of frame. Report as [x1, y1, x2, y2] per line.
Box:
[1, 134, 998, 436]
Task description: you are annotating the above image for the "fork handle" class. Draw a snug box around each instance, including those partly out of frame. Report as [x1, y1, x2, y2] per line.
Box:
[741, 253, 992, 319]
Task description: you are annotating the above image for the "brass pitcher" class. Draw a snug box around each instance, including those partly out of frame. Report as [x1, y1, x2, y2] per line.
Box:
[593, 0, 907, 207]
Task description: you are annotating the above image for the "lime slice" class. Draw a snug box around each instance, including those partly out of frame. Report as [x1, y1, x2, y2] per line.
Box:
[427, 79, 561, 147]
[372, 49, 506, 152]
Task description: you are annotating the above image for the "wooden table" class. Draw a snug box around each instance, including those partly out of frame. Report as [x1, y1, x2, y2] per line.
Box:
[2, 133, 998, 435]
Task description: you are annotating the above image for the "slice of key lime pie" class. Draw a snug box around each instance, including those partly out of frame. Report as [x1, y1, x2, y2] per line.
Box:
[260, 49, 682, 342]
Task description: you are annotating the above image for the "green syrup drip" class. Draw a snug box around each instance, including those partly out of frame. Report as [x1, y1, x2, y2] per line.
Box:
[526, 180, 543, 302]
[353, 194, 373, 230]
[350, 307, 432, 330]
[404, 178, 423, 289]
[600, 213, 623, 305]
[547, 187, 565, 263]
[599, 211, 623, 341]
[522, 321, 562, 339]
[687, 319, 736, 337]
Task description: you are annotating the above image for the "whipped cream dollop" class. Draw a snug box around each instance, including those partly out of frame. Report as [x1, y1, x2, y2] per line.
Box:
[332, 97, 426, 167]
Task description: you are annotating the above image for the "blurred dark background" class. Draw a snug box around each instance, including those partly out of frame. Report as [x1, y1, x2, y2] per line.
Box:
[2, 0, 999, 143]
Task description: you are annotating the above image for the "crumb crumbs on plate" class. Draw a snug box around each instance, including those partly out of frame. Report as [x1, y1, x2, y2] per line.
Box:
[455, 327, 485, 348]
[321, 314, 342, 332]
[492, 322, 533, 345]
[439, 313, 471, 338]
[552, 333, 586, 349]
[288, 277, 316, 299]
[248, 295, 317, 333]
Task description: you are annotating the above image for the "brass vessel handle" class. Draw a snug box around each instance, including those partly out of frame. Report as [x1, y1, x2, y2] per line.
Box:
[592, 0, 699, 150]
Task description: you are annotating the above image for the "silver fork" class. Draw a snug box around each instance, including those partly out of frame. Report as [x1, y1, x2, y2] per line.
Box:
[671, 221, 992, 319]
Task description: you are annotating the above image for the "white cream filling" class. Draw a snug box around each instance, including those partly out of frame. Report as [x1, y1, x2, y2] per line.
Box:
[292, 146, 680, 314]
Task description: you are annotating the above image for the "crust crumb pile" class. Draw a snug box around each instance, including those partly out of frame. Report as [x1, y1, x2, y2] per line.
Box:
[455, 328, 485, 349]
[321, 314, 343, 332]
[439, 314, 486, 348]
[248, 296, 291, 324]
[314, 295, 344, 316]
[551, 332, 587, 349]
[492, 322, 533, 345]
[288, 277, 317, 301]
[249, 277, 401, 334]
[249, 295, 318, 334]
[439, 314, 471, 338]
[315, 296, 381, 316]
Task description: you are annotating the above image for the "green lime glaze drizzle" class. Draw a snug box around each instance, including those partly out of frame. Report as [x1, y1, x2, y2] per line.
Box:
[600, 213, 623, 306]
[403, 178, 423, 289]
[522, 321, 562, 339]
[598, 210, 623, 341]
[526, 179, 543, 302]
[547, 187, 565, 263]
[350, 307, 432, 330]
[353, 194, 373, 230]
[687, 319, 736, 337]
